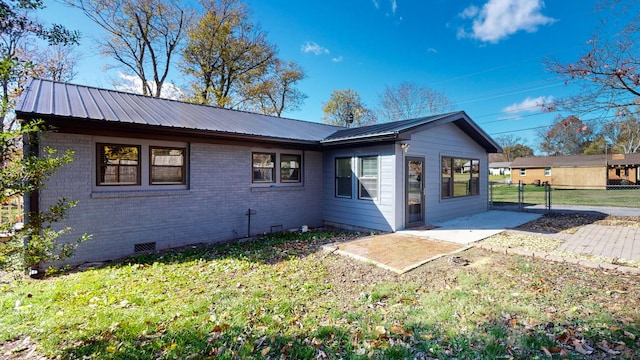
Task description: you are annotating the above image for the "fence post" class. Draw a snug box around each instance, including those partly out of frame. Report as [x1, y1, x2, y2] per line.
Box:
[488, 181, 493, 209]
[518, 180, 524, 211]
[544, 183, 551, 212]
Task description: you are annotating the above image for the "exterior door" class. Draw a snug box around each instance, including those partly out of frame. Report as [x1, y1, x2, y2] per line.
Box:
[406, 157, 424, 228]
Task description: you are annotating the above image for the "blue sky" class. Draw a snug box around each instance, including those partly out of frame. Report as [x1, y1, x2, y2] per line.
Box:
[41, 0, 634, 152]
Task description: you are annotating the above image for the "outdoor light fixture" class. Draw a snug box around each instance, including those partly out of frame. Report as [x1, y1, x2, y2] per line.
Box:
[401, 143, 410, 152]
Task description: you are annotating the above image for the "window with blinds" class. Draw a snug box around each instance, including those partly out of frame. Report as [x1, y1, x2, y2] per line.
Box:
[151, 147, 186, 185]
[358, 156, 378, 200]
[335, 157, 352, 198]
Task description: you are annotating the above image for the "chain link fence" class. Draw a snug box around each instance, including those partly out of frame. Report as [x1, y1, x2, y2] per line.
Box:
[489, 181, 640, 211]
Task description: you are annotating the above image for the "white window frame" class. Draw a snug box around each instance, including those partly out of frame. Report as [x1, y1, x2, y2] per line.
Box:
[358, 156, 379, 201]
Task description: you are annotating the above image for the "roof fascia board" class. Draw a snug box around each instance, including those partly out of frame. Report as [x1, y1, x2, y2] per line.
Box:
[320, 132, 401, 146]
[399, 111, 502, 153]
[18, 113, 324, 150]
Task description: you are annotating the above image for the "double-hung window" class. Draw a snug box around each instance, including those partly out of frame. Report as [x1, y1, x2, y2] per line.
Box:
[252, 152, 302, 184]
[150, 147, 186, 185]
[280, 154, 301, 183]
[252, 152, 276, 183]
[335, 157, 352, 198]
[96, 141, 189, 189]
[98, 144, 141, 185]
[358, 156, 378, 200]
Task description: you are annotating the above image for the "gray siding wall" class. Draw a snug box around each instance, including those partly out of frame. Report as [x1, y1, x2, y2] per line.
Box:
[403, 122, 489, 223]
[39, 133, 324, 265]
[322, 144, 397, 232]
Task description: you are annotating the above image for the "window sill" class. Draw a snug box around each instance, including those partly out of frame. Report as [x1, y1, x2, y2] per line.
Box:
[91, 189, 191, 199]
[251, 185, 304, 192]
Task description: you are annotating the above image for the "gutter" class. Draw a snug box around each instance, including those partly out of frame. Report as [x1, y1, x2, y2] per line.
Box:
[320, 132, 401, 146]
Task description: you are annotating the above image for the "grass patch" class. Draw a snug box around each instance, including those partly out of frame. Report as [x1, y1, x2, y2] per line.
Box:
[1, 230, 639, 359]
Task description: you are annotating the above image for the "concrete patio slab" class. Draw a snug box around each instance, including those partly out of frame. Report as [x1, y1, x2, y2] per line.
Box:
[323, 210, 542, 273]
[399, 210, 542, 244]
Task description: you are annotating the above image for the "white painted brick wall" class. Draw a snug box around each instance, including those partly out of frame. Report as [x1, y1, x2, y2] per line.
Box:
[40, 133, 324, 265]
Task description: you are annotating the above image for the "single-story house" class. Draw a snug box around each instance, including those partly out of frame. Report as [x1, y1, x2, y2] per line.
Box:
[489, 162, 511, 176]
[510, 153, 640, 188]
[15, 78, 501, 265]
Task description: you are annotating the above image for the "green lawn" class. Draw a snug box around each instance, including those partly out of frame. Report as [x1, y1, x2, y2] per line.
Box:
[1, 230, 639, 359]
[491, 183, 640, 207]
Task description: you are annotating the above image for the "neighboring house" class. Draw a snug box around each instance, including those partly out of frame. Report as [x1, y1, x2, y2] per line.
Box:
[489, 162, 511, 176]
[15, 78, 501, 266]
[510, 154, 640, 188]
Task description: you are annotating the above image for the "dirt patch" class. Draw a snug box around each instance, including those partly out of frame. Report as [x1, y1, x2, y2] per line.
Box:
[1, 337, 46, 359]
[325, 233, 466, 273]
[515, 212, 606, 233]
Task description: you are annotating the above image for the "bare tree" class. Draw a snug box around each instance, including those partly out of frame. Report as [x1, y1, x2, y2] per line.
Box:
[180, 0, 276, 109]
[70, 0, 186, 97]
[377, 81, 456, 122]
[545, 1, 640, 118]
[601, 108, 640, 153]
[32, 44, 80, 82]
[322, 89, 377, 127]
[1, 0, 79, 126]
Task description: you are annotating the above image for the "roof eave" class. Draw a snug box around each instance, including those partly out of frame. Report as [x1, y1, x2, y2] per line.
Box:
[17, 112, 324, 148]
[320, 132, 400, 146]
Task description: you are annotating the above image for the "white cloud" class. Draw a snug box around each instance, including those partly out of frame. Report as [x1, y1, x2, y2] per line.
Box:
[502, 95, 553, 114]
[391, 0, 397, 14]
[301, 41, 329, 55]
[372, 0, 379, 9]
[460, 5, 479, 18]
[458, 0, 556, 43]
[114, 73, 183, 100]
[427, 47, 438, 53]
[331, 56, 344, 63]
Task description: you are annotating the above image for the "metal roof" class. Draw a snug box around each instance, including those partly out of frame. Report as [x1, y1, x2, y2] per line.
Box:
[15, 78, 342, 143]
[324, 111, 502, 152]
[15, 78, 501, 152]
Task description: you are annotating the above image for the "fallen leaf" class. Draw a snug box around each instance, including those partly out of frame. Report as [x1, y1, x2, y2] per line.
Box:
[311, 337, 323, 347]
[597, 340, 621, 355]
[624, 330, 636, 340]
[261, 346, 270, 356]
[573, 339, 593, 355]
[548, 346, 563, 353]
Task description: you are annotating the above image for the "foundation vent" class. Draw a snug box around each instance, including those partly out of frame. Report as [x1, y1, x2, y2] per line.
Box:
[134, 241, 157, 253]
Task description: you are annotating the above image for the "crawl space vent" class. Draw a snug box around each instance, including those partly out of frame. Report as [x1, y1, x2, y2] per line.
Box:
[134, 241, 156, 253]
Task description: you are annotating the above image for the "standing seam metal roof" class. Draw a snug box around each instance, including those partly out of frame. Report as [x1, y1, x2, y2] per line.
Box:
[16, 78, 500, 151]
[16, 78, 343, 142]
